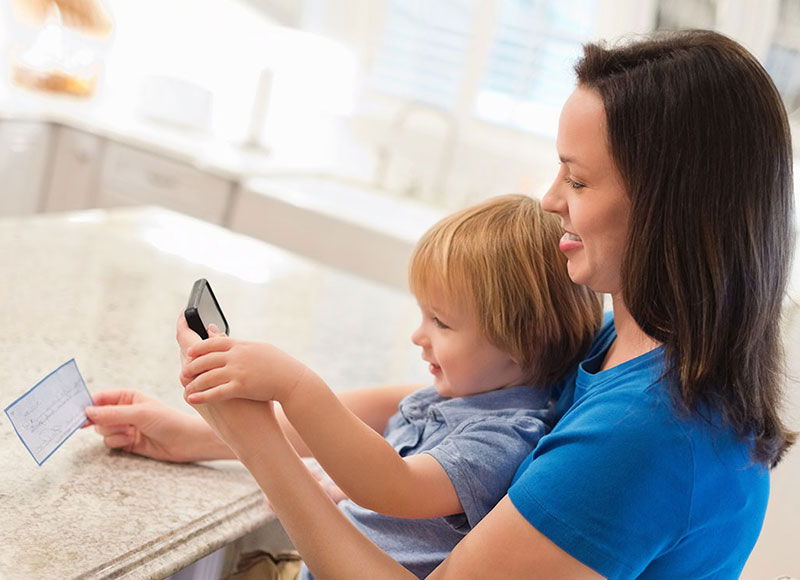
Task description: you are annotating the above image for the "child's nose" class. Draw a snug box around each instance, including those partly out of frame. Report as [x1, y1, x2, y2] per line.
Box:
[411, 324, 428, 347]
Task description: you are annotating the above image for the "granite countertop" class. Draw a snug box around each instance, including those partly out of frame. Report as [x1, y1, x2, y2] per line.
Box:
[0, 207, 427, 580]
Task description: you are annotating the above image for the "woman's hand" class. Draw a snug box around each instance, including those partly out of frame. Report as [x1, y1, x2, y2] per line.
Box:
[189, 397, 274, 447]
[84, 389, 235, 462]
[181, 334, 310, 406]
[176, 312, 204, 385]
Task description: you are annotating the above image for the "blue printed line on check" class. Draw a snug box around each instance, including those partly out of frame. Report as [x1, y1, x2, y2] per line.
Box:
[4, 359, 94, 465]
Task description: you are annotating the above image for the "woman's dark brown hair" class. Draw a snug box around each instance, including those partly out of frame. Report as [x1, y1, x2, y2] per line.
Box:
[575, 30, 795, 467]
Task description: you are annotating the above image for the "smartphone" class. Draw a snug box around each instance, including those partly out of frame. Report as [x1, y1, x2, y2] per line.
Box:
[185, 278, 229, 339]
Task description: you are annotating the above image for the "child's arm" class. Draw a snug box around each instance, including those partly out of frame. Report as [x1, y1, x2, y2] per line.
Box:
[282, 371, 463, 518]
[176, 315, 420, 460]
[182, 336, 462, 519]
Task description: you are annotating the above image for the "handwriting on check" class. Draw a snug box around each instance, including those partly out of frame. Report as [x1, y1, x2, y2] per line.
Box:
[4, 359, 94, 465]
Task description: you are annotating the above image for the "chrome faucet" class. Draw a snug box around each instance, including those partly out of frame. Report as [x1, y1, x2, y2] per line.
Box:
[373, 101, 459, 204]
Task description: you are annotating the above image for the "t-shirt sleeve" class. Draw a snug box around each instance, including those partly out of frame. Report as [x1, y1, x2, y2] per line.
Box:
[426, 415, 548, 529]
[507, 394, 695, 580]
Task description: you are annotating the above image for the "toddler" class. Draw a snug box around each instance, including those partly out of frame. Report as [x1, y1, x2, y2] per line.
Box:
[182, 194, 602, 579]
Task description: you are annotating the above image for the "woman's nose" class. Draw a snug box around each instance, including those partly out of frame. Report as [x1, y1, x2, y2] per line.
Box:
[541, 178, 565, 216]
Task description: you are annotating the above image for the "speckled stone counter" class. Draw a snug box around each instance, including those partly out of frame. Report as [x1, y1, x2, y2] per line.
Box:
[0, 207, 427, 580]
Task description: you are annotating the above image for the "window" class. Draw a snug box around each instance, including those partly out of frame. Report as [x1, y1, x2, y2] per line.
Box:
[368, 0, 599, 137]
[474, 0, 597, 137]
[368, 0, 474, 109]
[764, 0, 800, 116]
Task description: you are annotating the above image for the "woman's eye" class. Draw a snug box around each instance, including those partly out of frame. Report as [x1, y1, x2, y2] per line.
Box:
[433, 317, 449, 329]
[564, 176, 585, 190]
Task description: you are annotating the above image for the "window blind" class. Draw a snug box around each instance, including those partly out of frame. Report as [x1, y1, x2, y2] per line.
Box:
[475, 0, 597, 137]
[369, 0, 598, 137]
[369, 0, 474, 108]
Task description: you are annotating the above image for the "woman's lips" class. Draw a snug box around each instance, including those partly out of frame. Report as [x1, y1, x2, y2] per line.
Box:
[559, 232, 583, 252]
[429, 363, 442, 375]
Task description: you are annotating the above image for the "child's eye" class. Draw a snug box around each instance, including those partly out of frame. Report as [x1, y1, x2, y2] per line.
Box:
[564, 176, 585, 190]
[433, 317, 449, 329]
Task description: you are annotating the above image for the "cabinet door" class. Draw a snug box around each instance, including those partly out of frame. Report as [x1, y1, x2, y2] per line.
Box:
[42, 126, 105, 212]
[0, 120, 53, 216]
[97, 142, 233, 224]
[229, 181, 437, 289]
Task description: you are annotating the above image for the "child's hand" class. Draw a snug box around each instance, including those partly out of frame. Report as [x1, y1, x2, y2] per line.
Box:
[181, 332, 309, 405]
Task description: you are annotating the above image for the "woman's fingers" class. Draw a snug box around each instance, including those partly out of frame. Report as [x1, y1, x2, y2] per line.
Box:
[103, 432, 136, 450]
[207, 323, 227, 337]
[93, 424, 132, 437]
[85, 401, 145, 427]
[90, 389, 146, 407]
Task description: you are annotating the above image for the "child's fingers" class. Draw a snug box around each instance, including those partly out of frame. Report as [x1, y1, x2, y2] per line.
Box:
[182, 351, 228, 381]
[187, 336, 233, 359]
[179, 371, 192, 388]
[183, 367, 232, 396]
[186, 382, 235, 405]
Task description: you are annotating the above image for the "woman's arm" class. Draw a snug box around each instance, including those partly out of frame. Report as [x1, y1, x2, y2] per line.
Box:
[85, 385, 418, 463]
[429, 497, 603, 579]
[196, 397, 603, 580]
[85, 389, 237, 462]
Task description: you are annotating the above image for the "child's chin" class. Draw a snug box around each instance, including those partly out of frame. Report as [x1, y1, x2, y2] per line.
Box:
[432, 381, 455, 398]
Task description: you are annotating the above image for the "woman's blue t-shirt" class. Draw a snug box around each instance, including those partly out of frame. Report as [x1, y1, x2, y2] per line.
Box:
[508, 315, 769, 579]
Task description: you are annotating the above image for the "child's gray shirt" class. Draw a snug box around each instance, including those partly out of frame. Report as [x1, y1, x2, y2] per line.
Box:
[300, 384, 554, 579]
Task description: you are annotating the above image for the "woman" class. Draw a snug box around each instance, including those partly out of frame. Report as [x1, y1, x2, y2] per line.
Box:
[89, 30, 795, 578]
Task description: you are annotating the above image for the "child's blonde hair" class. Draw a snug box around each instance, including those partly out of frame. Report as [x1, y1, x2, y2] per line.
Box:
[409, 194, 602, 386]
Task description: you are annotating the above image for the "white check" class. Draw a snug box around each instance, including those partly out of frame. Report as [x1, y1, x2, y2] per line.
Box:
[4, 359, 94, 465]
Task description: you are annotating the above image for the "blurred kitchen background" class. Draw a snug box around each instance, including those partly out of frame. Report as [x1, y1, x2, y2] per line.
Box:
[0, 0, 799, 289]
[0, 2, 799, 579]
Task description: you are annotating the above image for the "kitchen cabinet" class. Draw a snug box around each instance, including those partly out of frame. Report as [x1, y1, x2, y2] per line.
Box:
[41, 125, 105, 212]
[230, 177, 444, 289]
[0, 120, 53, 216]
[96, 142, 235, 224]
